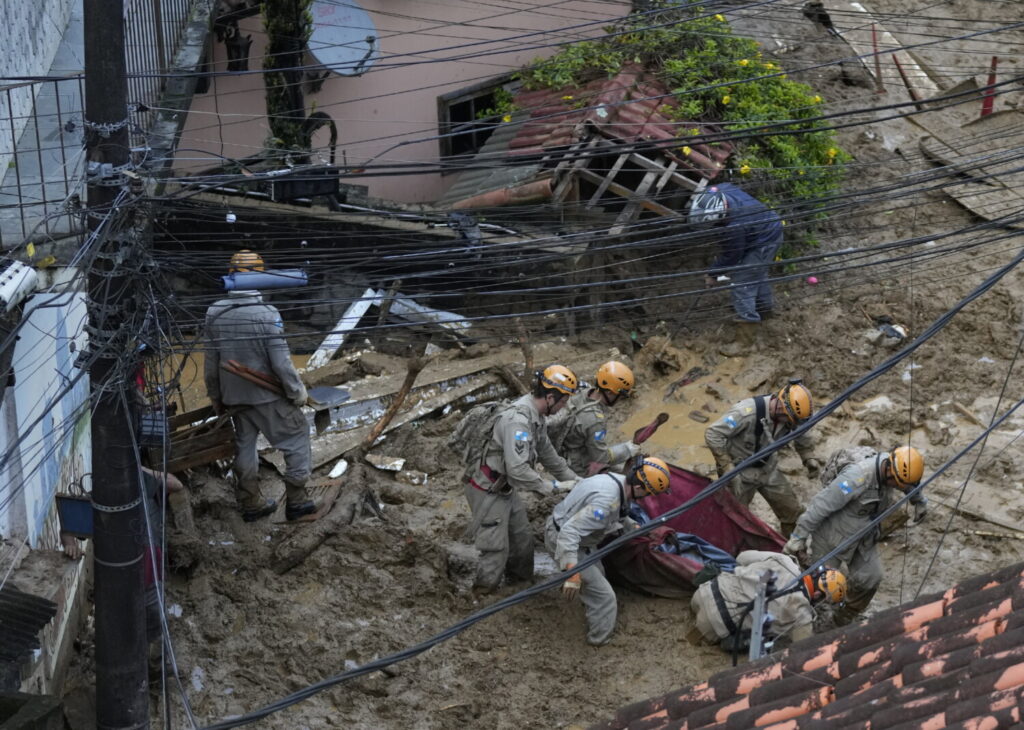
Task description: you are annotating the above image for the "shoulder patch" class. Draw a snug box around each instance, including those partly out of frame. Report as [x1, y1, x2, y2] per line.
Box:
[274, 319, 285, 329]
[593, 429, 607, 442]
[838, 481, 853, 494]
[743, 407, 753, 414]
[514, 430, 530, 441]
[723, 415, 738, 429]
[593, 507, 606, 521]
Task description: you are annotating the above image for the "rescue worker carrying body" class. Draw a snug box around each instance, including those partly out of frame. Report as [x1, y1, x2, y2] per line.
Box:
[465, 365, 582, 592]
[691, 552, 846, 650]
[704, 379, 821, 537]
[549, 360, 640, 475]
[203, 250, 316, 522]
[784, 445, 926, 625]
[688, 182, 784, 323]
[546, 455, 671, 646]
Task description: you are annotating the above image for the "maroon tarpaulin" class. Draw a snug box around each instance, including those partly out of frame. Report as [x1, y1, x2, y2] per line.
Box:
[604, 464, 785, 598]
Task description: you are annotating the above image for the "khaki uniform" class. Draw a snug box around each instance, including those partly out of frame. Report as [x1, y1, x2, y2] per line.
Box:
[691, 550, 814, 645]
[793, 455, 889, 624]
[204, 292, 311, 509]
[544, 473, 631, 645]
[705, 396, 815, 536]
[549, 390, 632, 475]
[465, 394, 577, 591]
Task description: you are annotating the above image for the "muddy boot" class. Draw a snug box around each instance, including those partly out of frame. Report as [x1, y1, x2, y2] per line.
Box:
[241, 499, 277, 522]
[285, 500, 317, 521]
[237, 477, 274, 522]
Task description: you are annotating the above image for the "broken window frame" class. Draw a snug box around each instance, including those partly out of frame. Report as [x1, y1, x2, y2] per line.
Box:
[437, 75, 520, 172]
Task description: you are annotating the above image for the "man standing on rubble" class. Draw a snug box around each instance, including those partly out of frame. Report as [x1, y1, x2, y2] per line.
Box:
[204, 250, 317, 523]
[784, 445, 926, 625]
[691, 552, 846, 650]
[465, 365, 582, 592]
[548, 360, 641, 476]
[547, 455, 671, 646]
[704, 379, 821, 537]
[688, 182, 783, 323]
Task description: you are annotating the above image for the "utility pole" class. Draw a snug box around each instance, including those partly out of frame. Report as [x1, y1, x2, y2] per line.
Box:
[84, 0, 149, 726]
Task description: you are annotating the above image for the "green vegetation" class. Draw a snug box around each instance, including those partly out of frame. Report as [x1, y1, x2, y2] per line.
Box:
[515, 4, 850, 246]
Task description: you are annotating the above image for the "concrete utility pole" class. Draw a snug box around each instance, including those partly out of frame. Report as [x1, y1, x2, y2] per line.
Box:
[84, 0, 149, 726]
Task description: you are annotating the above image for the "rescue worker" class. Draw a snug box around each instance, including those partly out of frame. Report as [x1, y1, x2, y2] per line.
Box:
[704, 379, 821, 537]
[466, 365, 582, 592]
[784, 445, 926, 625]
[691, 552, 846, 649]
[546, 455, 671, 646]
[688, 182, 783, 323]
[203, 250, 316, 523]
[549, 360, 640, 476]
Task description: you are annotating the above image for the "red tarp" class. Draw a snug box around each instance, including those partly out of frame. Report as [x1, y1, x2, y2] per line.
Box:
[604, 464, 785, 598]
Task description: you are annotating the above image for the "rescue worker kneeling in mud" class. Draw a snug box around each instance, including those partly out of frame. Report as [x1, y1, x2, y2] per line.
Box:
[704, 379, 821, 537]
[690, 552, 847, 651]
[465, 366, 582, 592]
[784, 445, 926, 626]
[546, 455, 671, 646]
[548, 360, 640, 475]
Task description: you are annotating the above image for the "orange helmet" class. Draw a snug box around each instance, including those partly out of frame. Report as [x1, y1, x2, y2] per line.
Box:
[595, 361, 634, 396]
[890, 445, 924, 488]
[777, 379, 813, 424]
[229, 249, 265, 273]
[537, 365, 578, 396]
[803, 568, 847, 604]
[634, 456, 671, 496]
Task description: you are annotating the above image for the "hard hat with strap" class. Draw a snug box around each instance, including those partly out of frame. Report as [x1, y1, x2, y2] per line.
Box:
[537, 365, 578, 396]
[634, 456, 671, 496]
[229, 249, 265, 273]
[595, 360, 634, 396]
[777, 378, 813, 424]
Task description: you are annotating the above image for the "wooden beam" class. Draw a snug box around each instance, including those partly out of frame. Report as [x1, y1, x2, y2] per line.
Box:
[551, 137, 599, 202]
[628, 153, 699, 191]
[610, 169, 661, 235]
[577, 168, 679, 218]
[585, 153, 629, 209]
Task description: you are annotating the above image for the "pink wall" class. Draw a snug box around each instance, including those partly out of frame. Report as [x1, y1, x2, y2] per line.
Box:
[175, 0, 630, 203]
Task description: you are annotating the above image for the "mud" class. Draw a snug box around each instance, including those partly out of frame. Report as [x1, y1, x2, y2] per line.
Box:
[62, 3, 1024, 728]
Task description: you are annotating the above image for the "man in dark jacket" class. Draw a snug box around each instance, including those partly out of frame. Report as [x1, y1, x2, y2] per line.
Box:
[689, 182, 783, 323]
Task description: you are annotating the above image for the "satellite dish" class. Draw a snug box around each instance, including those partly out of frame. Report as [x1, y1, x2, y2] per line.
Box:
[308, 0, 379, 77]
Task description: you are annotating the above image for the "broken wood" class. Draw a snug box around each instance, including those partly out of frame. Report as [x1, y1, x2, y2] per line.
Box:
[953, 401, 986, 428]
[493, 364, 529, 396]
[306, 287, 379, 371]
[272, 469, 371, 574]
[968, 529, 1024, 541]
[353, 353, 430, 458]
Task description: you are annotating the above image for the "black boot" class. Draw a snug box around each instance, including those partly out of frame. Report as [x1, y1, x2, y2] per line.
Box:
[241, 499, 277, 522]
[285, 500, 317, 521]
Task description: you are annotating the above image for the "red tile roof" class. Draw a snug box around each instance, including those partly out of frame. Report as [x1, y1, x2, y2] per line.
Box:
[591, 561, 1024, 730]
[509, 63, 731, 179]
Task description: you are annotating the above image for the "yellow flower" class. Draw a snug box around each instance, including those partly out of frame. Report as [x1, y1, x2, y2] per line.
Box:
[562, 95, 574, 101]
[826, 147, 837, 158]
[502, 114, 512, 123]
[763, 62, 776, 70]
[812, 95, 822, 103]
[681, 146, 692, 156]
[714, 13, 725, 21]
[738, 59, 749, 66]
[740, 163, 751, 174]
[721, 95, 731, 105]
[690, 128, 700, 135]
[798, 169, 806, 175]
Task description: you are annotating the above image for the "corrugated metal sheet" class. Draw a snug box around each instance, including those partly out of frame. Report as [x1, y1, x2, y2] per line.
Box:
[0, 584, 57, 663]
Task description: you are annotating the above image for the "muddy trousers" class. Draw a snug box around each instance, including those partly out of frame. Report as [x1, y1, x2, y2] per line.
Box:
[728, 469, 801, 537]
[730, 238, 781, 322]
[464, 484, 533, 591]
[544, 525, 617, 646]
[232, 399, 311, 509]
[814, 542, 882, 626]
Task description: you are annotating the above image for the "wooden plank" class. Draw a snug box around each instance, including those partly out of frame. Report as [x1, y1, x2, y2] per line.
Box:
[629, 153, 698, 191]
[610, 169, 661, 235]
[164, 443, 236, 472]
[305, 288, 379, 371]
[654, 160, 680, 194]
[585, 153, 629, 209]
[577, 168, 678, 217]
[551, 137, 599, 202]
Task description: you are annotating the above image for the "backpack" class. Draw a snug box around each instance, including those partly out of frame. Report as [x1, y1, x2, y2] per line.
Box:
[819, 446, 878, 487]
[446, 400, 512, 479]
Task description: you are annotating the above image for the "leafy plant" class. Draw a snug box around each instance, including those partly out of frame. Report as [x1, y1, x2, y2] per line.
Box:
[518, 3, 849, 247]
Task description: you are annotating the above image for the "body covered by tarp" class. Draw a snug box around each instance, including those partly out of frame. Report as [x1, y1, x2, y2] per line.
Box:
[604, 464, 785, 598]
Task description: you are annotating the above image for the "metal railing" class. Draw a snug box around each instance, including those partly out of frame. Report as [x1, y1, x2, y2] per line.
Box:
[0, 0, 200, 248]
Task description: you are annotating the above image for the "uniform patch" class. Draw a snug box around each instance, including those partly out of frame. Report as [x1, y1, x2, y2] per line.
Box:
[593, 429, 607, 442]
[274, 319, 285, 329]
[838, 481, 853, 494]
[723, 416, 738, 429]
[593, 508, 606, 520]
[514, 431, 530, 441]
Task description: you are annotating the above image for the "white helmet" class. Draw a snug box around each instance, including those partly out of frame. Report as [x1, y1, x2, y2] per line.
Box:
[687, 184, 728, 226]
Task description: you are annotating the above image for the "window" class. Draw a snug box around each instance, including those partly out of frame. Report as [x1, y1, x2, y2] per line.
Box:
[438, 77, 519, 167]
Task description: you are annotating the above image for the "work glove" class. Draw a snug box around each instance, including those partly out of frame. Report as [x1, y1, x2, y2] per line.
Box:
[911, 497, 929, 525]
[561, 565, 582, 601]
[291, 385, 309, 408]
[552, 479, 578, 495]
[804, 458, 822, 480]
[782, 534, 808, 557]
